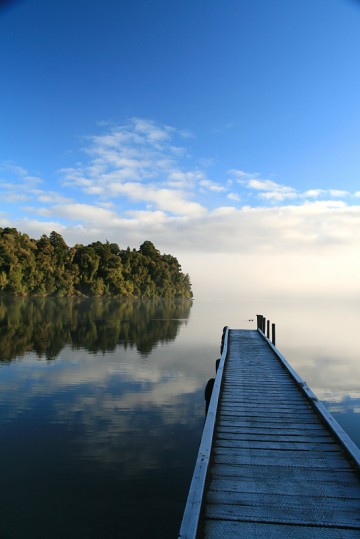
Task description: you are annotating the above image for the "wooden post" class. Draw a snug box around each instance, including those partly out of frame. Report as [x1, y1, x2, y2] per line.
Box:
[262, 317, 266, 333]
[272, 323, 276, 346]
[256, 314, 263, 330]
[267, 320, 270, 338]
[220, 326, 228, 354]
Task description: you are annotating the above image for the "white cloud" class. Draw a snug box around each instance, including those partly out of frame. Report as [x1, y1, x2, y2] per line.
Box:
[247, 179, 297, 201]
[167, 170, 205, 188]
[35, 191, 73, 204]
[302, 189, 324, 198]
[229, 169, 258, 180]
[227, 192, 240, 201]
[0, 163, 45, 203]
[1, 193, 30, 203]
[124, 209, 170, 225]
[230, 171, 299, 202]
[199, 179, 226, 192]
[53, 203, 118, 222]
[211, 206, 237, 217]
[59, 119, 216, 217]
[303, 200, 347, 209]
[109, 182, 207, 216]
[0, 162, 42, 186]
[230, 170, 358, 205]
[298, 189, 349, 203]
[18, 200, 360, 255]
[0, 218, 68, 237]
[329, 189, 349, 197]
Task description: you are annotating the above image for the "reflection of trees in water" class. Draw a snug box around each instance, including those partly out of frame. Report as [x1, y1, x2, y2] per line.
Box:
[0, 297, 192, 361]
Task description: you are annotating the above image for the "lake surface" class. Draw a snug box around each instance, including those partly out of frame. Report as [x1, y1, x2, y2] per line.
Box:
[0, 296, 359, 538]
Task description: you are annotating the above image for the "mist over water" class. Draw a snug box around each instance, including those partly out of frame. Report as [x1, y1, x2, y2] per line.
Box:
[0, 297, 359, 538]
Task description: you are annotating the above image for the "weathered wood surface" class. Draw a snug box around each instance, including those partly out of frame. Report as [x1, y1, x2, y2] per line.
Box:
[179, 329, 360, 538]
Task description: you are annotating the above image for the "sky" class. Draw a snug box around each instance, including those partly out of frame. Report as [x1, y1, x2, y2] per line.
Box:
[1, 0, 360, 299]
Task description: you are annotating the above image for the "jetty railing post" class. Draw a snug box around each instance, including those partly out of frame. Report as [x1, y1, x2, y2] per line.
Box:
[262, 317, 266, 333]
[267, 320, 270, 338]
[256, 314, 263, 330]
[272, 323, 276, 346]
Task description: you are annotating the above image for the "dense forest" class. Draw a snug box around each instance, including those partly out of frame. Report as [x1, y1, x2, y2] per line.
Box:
[0, 227, 192, 298]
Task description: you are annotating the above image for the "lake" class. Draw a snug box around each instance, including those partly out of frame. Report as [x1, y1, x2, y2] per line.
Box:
[0, 296, 359, 538]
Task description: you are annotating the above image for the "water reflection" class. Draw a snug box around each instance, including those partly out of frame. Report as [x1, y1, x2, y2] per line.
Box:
[0, 296, 192, 361]
[0, 298, 199, 538]
[0, 297, 359, 538]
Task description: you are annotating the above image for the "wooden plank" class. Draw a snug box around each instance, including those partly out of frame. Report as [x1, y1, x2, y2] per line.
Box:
[205, 503, 360, 528]
[219, 400, 313, 408]
[214, 438, 341, 451]
[209, 475, 360, 497]
[221, 394, 308, 402]
[215, 430, 334, 442]
[217, 419, 330, 430]
[206, 502, 360, 530]
[213, 450, 351, 469]
[220, 412, 314, 421]
[203, 520, 360, 539]
[220, 402, 315, 409]
[218, 416, 323, 426]
[206, 490, 360, 513]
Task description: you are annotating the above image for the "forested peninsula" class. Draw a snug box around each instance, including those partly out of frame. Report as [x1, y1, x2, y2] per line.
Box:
[0, 227, 192, 298]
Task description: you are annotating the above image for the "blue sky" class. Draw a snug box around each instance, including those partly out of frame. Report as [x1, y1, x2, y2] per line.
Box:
[1, 0, 360, 298]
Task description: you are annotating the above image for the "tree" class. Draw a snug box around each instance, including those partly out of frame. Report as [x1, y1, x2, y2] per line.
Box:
[0, 228, 193, 298]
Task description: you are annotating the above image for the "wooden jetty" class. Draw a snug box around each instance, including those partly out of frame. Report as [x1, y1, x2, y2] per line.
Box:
[179, 319, 360, 538]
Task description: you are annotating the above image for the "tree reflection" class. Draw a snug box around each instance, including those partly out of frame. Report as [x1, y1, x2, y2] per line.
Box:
[0, 297, 192, 361]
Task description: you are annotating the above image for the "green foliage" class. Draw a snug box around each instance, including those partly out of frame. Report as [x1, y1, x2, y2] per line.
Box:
[0, 228, 193, 299]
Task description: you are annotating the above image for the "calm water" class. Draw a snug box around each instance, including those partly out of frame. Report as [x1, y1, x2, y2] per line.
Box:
[0, 297, 359, 538]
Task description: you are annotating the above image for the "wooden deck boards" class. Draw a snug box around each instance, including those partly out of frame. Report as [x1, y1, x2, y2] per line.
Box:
[179, 328, 360, 538]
